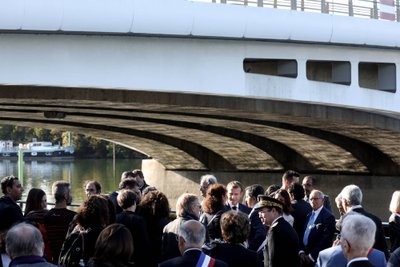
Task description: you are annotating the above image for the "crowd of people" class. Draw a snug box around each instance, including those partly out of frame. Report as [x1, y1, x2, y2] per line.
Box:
[0, 170, 400, 267]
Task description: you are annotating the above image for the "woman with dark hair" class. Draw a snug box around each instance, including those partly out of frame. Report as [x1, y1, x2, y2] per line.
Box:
[88, 223, 134, 267]
[205, 211, 261, 267]
[273, 189, 294, 226]
[60, 195, 110, 266]
[24, 188, 52, 261]
[199, 183, 229, 243]
[24, 188, 48, 222]
[138, 190, 171, 267]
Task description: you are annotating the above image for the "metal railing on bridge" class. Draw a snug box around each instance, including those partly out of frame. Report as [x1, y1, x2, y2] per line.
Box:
[194, 0, 400, 22]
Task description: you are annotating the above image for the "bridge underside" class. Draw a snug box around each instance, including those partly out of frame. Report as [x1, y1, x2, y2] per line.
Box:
[1, 85, 400, 176]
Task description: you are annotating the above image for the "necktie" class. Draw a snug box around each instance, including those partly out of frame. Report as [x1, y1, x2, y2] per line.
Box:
[232, 206, 237, 211]
[303, 212, 315, 246]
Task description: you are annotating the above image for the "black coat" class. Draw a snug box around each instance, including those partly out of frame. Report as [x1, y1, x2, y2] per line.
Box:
[206, 242, 261, 267]
[200, 206, 229, 242]
[116, 211, 150, 267]
[159, 249, 228, 267]
[264, 217, 300, 267]
[291, 199, 312, 242]
[161, 213, 198, 261]
[0, 196, 24, 232]
[352, 207, 390, 259]
[248, 208, 267, 251]
[389, 214, 400, 252]
[348, 259, 376, 267]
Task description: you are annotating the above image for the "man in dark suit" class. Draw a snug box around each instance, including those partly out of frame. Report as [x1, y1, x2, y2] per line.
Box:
[226, 181, 251, 214]
[340, 213, 377, 267]
[288, 183, 312, 242]
[281, 170, 300, 191]
[159, 220, 228, 267]
[302, 176, 332, 212]
[245, 184, 267, 251]
[300, 190, 336, 267]
[340, 184, 390, 259]
[257, 195, 300, 267]
[388, 247, 400, 267]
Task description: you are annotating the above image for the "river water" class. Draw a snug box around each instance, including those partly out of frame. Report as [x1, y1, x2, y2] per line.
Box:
[0, 159, 398, 221]
[0, 159, 141, 206]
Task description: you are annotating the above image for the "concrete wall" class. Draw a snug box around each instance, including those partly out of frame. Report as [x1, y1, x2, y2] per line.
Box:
[142, 159, 397, 221]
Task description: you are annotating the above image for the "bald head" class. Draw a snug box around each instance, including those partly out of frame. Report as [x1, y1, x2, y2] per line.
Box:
[179, 220, 206, 248]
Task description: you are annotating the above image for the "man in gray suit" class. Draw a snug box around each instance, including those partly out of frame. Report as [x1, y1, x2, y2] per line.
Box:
[340, 213, 376, 267]
[316, 244, 386, 267]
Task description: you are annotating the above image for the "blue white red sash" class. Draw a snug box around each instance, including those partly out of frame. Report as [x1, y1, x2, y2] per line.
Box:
[196, 252, 215, 267]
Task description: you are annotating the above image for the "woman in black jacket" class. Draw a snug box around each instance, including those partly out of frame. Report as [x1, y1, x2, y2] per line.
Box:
[200, 184, 229, 243]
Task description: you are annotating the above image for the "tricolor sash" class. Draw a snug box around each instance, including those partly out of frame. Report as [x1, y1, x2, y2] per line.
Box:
[195, 252, 215, 267]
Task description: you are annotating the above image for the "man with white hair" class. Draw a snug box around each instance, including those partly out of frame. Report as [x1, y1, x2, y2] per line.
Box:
[199, 174, 218, 198]
[6, 222, 57, 267]
[159, 220, 228, 267]
[340, 213, 376, 267]
[316, 211, 386, 267]
[161, 193, 201, 261]
[340, 184, 389, 259]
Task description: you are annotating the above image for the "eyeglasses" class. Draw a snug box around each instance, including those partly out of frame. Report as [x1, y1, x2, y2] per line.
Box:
[85, 188, 95, 192]
[310, 197, 322, 201]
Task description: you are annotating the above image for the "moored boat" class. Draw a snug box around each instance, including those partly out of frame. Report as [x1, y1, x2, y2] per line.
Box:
[0, 140, 74, 160]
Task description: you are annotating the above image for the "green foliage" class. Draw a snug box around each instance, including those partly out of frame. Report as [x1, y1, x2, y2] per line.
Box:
[0, 125, 146, 159]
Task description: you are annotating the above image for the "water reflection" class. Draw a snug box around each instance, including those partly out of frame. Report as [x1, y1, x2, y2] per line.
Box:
[0, 159, 141, 205]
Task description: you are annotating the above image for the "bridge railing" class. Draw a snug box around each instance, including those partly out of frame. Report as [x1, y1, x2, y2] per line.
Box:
[194, 0, 400, 22]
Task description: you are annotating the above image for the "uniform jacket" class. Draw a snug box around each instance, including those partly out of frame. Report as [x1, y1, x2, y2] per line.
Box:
[264, 217, 300, 267]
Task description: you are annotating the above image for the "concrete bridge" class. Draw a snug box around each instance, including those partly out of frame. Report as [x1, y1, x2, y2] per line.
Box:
[1, 0, 400, 180]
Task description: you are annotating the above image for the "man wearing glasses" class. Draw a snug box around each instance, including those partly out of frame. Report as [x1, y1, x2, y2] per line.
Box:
[302, 176, 332, 213]
[300, 190, 335, 267]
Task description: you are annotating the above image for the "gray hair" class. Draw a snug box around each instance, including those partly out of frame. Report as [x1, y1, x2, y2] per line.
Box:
[341, 213, 376, 255]
[179, 220, 205, 246]
[341, 184, 362, 206]
[176, 193, 199, 218]
[6, 222, 44, 258]
[310, 189, 325, 199]
[200, 174, 218, 185]
[52, 181, 71, 203]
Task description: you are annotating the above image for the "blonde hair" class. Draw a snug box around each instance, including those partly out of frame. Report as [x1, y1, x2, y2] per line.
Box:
[389, 191, 400, 214]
